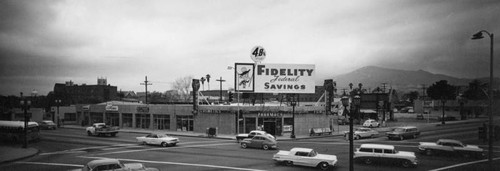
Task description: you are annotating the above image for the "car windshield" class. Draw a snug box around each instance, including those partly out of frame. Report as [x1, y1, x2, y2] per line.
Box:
[394, 128, 405, 132]
[309, 150, 317, 157]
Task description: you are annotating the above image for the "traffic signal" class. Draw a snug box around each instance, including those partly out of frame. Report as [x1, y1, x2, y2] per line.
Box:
[228, 92, 234, 102]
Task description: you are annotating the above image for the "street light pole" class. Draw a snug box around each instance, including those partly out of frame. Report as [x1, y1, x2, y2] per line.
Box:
[20, 92, 31, 148]
[55, 99, 61, 127]
[471, 30, 494, 170]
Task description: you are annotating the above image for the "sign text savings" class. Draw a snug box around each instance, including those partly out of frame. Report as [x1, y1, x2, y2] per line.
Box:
[255, 64, 315, 93]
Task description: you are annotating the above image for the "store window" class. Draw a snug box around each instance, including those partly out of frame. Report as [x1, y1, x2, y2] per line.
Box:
[64, 113, 76, 121]
[135, 114, 150, 129]
[176, 115, 193, 131]
[90, 112, 103, 124]
[122, 113, 132, 128]
[153, 114, 170, 130]
[105, 113, 119, 126]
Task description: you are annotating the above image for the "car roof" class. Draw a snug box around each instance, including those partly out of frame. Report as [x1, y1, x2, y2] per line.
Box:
[360, 144, 395, 150]
[395, 126, 417, 129]
[291, 147, 313, 152]
[86, 159, 121, 168]
[438, 139, 462, 144]
[251, 130, 267, 134]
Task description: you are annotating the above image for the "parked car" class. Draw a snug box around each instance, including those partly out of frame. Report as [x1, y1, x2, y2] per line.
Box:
[362, 119, 380, 128]
[236, 130, 275, 142]
[136, 133, 179, 147]
[79, 158, 158, 171]
[437, 115, 456, 121]
[86, 123, 119, 137]
[344, 128, 379, 140]
[354, 144, 418, 168]
[386, 126, 420, 140]
[240, 135, 278, 150]
[273, 147, 337, 170]
[39, 120, 56, 130]
[418, 139, 485, 158]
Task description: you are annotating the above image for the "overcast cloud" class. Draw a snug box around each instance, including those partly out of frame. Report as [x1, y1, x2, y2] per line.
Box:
[0, 0, 499, 96]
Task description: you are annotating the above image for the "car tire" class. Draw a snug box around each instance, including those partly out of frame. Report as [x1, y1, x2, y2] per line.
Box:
[401, 160, 412, 168]
[356, 135, 361, 140]
[241, 143, 247, 149]
[318, 162, 330, 170]
[142, 141, 147, 145]
[463, 153, 471, 158]
[161, 142, 168, 147]
[262, 145, 269, 150]
[425, 149, 433, 156]
[285, 161, 293, 166]
[413, 134, 417, 139]
[399, 136, 404, 141]
[370, 134, 374, 138]
[364, 158, 373, 165]
[87, 131, 92, 136]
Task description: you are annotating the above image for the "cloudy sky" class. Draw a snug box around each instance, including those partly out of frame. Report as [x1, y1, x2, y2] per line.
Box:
[0, 0, 499, 96]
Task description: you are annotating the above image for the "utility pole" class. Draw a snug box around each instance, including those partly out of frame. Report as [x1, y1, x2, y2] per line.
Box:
[140, 76, 152, 104]
[216, 77, 226, 102]
[421, 84, 426, 99]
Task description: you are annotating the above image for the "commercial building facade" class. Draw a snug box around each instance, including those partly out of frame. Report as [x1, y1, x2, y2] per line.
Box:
[73, 102, 337, 136]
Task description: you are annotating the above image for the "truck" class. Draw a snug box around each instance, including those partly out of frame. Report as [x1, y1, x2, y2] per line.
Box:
[86, 123, 119, 137]
[418, 139, 485, 158]
[272, 147, 337, 170]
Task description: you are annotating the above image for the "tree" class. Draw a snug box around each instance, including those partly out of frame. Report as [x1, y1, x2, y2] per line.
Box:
[206, 74, 211, 90]
[171, 76, 194, 102]
[402, 91, 419, 103]
[463, 79, 488, 100]
[427, 80, 457, 124]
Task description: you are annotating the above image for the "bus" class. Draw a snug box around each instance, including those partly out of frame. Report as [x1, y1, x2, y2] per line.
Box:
[0, 120, 41, 142]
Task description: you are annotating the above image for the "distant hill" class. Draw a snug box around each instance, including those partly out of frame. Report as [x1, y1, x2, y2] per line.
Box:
[325, 66, 485, 93]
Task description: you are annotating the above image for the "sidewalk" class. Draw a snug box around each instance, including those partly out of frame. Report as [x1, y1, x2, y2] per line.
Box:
[0, 116, 490, 165]
[0, 145, 39, 164]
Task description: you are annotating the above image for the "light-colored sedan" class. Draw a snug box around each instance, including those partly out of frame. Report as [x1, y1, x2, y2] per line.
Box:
[79, 159, 158, 171]
[344, 128, 379, 140]
[136, 133, 179, 147]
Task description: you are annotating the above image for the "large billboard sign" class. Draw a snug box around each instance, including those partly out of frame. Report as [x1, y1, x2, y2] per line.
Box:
[235, 63, 315, 94]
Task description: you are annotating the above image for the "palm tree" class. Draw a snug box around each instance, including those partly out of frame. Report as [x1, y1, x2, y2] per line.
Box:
[206, 74, 211, 90]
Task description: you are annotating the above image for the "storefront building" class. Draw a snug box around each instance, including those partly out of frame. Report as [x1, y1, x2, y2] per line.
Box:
[74, 103, 337, 136]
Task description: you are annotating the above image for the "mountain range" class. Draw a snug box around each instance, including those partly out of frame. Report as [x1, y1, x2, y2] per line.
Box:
[321, 66, 498, 93]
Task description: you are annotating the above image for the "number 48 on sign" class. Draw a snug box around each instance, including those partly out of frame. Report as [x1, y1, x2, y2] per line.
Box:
[250, 46, 266, 63]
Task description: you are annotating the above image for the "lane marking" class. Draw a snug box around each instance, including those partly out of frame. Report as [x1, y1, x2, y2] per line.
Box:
[429, 157, 500, 171]
[40, 150, 86, 155]
[93, 142, 235, 156]
[15, 161, 83, 167]
[80, 156, 267, 171]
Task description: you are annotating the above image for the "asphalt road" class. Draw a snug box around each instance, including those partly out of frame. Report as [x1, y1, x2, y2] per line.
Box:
[1, 122, 498, 171]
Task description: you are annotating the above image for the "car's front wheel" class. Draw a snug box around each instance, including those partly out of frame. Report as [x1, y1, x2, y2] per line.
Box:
[262, 145, 269, 150]
[285, 161, 293, 166]
[401, 160, 412, 168]
[364, 158, 373, 165]
[318, 162, 330, 170]
[241, 143, 247, 149]
[161, 142, 168, 147]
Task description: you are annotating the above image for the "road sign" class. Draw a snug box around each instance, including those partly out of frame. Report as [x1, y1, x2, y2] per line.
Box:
[250, 46, 266, 63]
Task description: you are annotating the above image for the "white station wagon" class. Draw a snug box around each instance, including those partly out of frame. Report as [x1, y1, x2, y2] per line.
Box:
[354, 144, 418, 168]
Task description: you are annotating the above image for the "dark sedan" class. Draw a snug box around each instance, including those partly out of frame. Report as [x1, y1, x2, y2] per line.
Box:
[39, 120, 56, 130]
[240, 135, 278, 150]
[387, 126, 420, 140]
